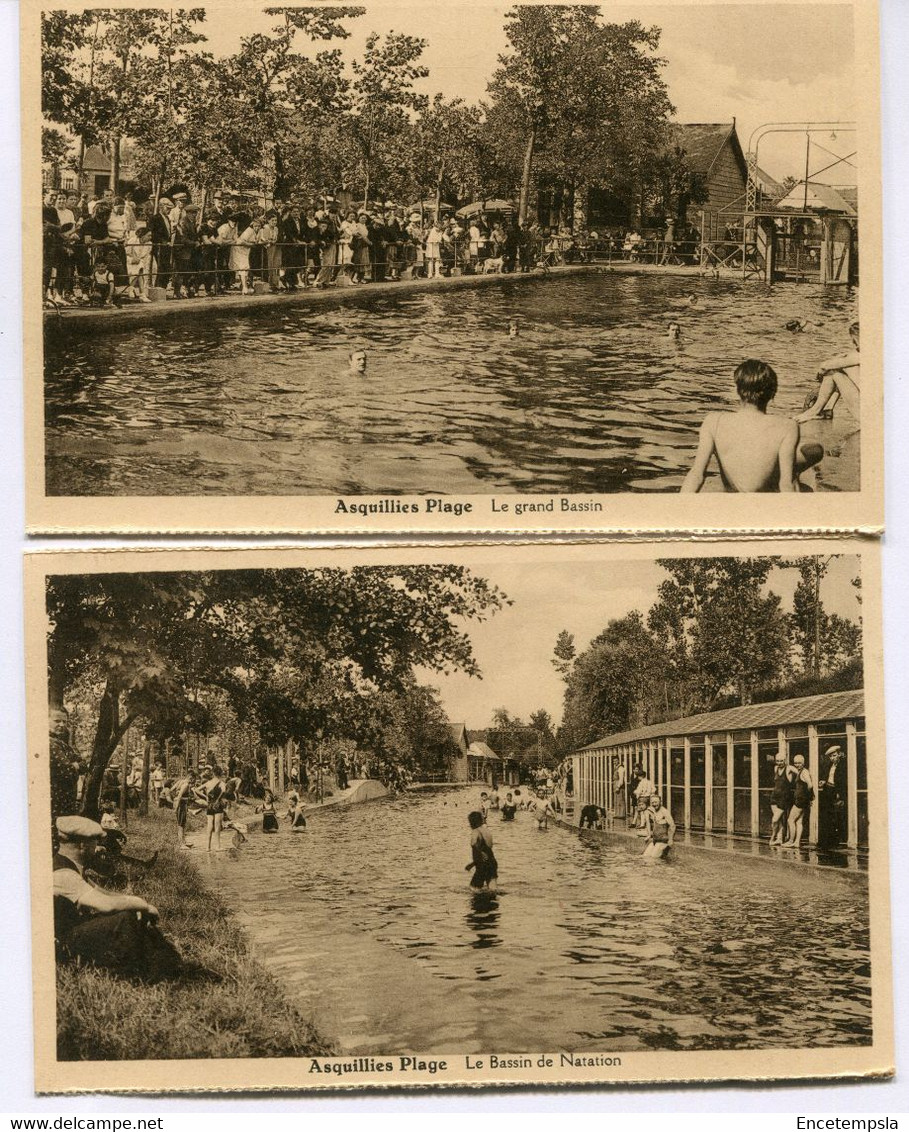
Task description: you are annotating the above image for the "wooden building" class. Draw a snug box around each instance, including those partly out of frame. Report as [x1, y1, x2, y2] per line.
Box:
[672, 121, 749, 240]
[448, 722, 470, 783]
[572, 690, 867, 851]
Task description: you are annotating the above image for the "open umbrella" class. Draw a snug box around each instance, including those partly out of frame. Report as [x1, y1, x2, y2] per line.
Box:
[455, 199, 517, 218]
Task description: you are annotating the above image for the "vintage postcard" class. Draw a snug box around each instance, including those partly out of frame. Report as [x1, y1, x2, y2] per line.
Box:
[25, 539, 892, 1092]
[24, 0, 881, 534]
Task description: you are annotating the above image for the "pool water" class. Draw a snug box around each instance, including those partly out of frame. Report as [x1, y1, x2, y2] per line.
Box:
[44, 274, 859, 496]
[207, 789, 871, 1054]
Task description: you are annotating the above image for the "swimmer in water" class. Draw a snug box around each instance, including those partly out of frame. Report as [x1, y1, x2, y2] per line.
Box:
[508, 319, 519, 337]
[465, 810, 498, 892]
[667, 320, 681, 341]
[642, 793, 675, 859]
[681, 359, 824, 493]
[686, 293, 699, 307]
[347, 348, 367, 375]
[785, 319, 811, 333]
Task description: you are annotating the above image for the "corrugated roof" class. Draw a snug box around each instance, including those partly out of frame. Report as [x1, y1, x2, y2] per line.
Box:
[577, 689, 864, 752]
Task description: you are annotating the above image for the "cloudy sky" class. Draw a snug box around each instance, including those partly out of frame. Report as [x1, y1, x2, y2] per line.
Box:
[199, 2, 857, 183]
[415, 552, 862, 729]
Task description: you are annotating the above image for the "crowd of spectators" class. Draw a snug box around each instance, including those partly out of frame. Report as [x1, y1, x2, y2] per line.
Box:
[42, 184, 707, 308]
[42, 186, 576, 307]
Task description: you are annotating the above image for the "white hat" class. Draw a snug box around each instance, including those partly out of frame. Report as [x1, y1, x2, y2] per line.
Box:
[56, 815, 105, 841]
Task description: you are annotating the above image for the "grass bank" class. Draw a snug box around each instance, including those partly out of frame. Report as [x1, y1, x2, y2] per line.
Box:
[56, 812, 335, 1061]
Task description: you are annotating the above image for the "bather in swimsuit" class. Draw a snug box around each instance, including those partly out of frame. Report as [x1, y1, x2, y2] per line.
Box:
[792, 771, 813, 810]
[771, 767, 794, 809]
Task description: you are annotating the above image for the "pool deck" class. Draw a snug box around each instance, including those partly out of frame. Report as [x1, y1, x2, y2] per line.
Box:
[44, 261, 711, 333]
[554, 812, 867, 881]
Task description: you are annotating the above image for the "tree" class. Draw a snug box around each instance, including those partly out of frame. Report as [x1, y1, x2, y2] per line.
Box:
[647, 558, 791, 709]
[487, 6, 592, 225]
[346, 31, 429, 205]
[486, 7, 674, 226]
[224, 7, 363, 197]
[409, 95, 485, 214]
[367, 681, 458, 782]
[94, 9, 208, 193]
[552, 629, 576, 680]
[42, 128, 73, 186]
[41, 11, 95, 125]
[47, 566, 508, 817]
[558, 611, 667, 750]
[786, 556, 862, 679]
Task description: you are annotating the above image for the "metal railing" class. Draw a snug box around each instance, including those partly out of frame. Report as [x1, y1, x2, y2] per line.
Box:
[43, 232, 719, 306]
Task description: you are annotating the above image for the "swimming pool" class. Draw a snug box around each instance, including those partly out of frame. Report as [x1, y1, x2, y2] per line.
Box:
[209, 789, 871, 1054]
[44, 273, 858, 496]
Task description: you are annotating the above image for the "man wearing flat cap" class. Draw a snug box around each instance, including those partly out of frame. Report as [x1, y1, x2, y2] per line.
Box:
[53, 816, 180, 979]
[818, 744, 847, 850]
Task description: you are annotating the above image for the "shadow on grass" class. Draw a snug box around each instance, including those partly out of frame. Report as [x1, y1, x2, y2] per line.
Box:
[55, 813, 336, 1061]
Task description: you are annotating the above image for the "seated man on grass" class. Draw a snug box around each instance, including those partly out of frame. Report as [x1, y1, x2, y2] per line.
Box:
[53, 815, 181, 981]
[680, 359, 823, 493]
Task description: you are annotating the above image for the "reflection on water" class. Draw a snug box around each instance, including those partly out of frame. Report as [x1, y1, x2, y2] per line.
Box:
[44, 274, 858, 496]
[208, 789, 871, 1054]
[466, 892, 501, 952]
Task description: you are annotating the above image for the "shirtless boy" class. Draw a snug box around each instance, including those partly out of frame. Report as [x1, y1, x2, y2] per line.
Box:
[681, 359, 823, 493]
[797, 322, 860, 425]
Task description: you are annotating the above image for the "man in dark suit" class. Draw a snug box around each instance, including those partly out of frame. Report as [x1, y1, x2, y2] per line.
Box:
[149, 198, 174, 291]
[818, 744, 847, 849]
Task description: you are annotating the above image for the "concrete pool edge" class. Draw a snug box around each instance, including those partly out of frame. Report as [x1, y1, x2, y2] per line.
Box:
[43, 261, 710, 332]
[553, 814, 868, 881]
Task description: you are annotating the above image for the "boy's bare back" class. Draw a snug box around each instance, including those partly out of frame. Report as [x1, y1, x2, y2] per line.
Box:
[684, 409, 800, 493]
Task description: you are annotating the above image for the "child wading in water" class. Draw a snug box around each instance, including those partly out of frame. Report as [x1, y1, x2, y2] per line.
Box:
[465, 810, 498, 892]
[258, 789, 279, 833]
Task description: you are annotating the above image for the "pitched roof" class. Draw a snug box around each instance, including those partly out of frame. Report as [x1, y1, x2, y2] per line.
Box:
[448, 722, 468, 751]
[468, 742, 500, 760]
[82, 145, 111, 172]
[776, 182, 857, 215]
[577, 689, 865, 752]
[753, 164, 782, 194]
[672, 122, 747, 181]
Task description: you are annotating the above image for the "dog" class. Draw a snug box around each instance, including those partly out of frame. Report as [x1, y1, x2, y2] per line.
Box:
[482, 256, 504, 274]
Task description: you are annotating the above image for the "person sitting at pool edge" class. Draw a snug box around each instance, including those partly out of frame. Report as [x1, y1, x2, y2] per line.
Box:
[680, 359, 824, 493]
[797, 321, 860, 426]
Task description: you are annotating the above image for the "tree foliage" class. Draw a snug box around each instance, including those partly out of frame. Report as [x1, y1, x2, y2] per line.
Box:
[555, 557, 862, 755]
[48, 566, 507, 816]
[486, 7, 675, 223]
[785, 556, 862, 679]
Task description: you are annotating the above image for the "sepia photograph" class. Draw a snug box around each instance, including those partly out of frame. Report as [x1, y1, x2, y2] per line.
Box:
[25, 540, 892, 1092]
[23, 0, 881, 534]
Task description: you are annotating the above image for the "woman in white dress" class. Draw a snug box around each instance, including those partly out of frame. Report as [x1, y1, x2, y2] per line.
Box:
[233, 216, 263, 295]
